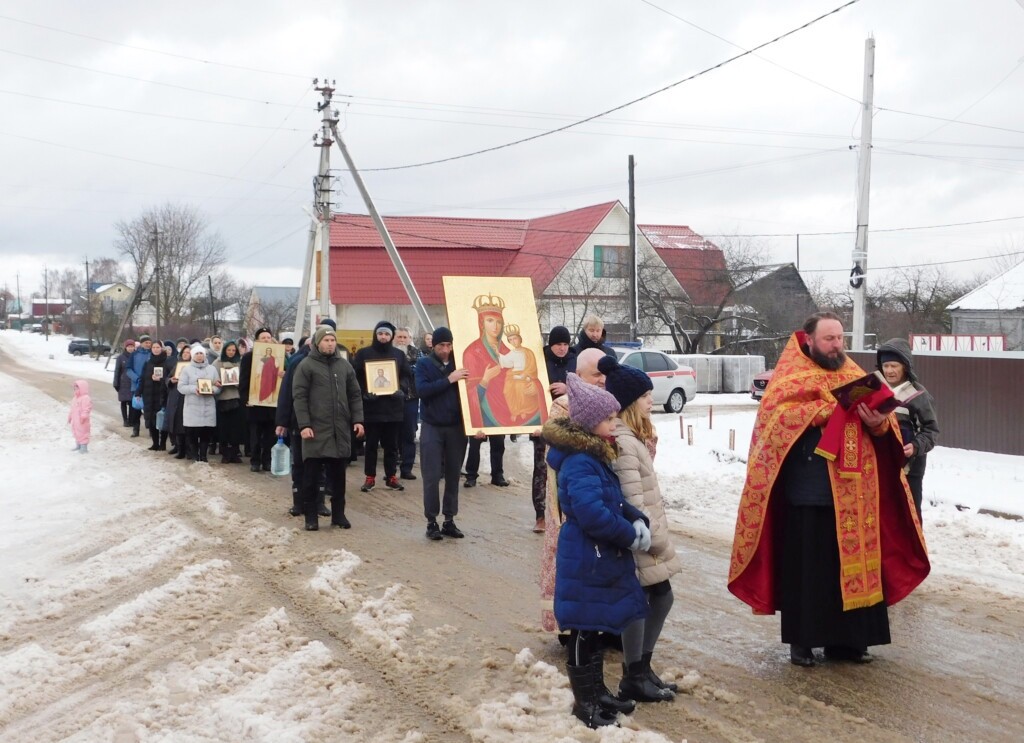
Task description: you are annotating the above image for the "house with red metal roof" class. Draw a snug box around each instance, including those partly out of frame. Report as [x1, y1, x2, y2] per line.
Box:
[326, 201, 728, 344]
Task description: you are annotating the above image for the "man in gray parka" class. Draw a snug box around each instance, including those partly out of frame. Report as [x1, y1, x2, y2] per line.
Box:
[293, 325, 365, 531]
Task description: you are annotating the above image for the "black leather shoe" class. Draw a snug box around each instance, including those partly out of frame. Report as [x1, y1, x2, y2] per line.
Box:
[441, 520, 465, 538]
[824, 646, 873, 663]
[318, 505, 332, 517]
[790, 645, 816, 667]
[304, 518, 318, 531]
[331, 515, 352, 529]
[425, 521, 443, 541]
[261, 463, 272, 472]
[464, 477, 477, 488]
[400, 472, 417, 480]
[288, 507, 302, 517]
[490, 476, 510, 487]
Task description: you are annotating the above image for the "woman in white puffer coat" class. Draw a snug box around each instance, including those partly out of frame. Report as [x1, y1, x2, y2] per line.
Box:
[598, 355, 682, 704]
[178, 343, 222, 462]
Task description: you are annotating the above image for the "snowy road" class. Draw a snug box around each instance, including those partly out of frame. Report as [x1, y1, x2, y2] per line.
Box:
[2, 346, 1023, 742]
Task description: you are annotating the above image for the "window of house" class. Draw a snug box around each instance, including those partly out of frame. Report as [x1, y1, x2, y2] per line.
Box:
[594, 245, 628, 278]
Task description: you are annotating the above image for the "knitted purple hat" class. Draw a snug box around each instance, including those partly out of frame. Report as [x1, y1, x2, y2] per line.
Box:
[566, 372, 620, 431]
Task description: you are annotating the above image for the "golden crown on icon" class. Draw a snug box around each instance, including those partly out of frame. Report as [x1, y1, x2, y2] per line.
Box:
[504, 323, 521, 336]
[472, 293, 506, 313]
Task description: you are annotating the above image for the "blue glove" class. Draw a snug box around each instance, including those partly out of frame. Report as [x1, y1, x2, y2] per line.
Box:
[630, 519, 652, 552]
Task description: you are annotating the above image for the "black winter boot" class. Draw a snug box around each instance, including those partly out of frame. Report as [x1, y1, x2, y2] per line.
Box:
[330, 494, 350, 528]
[591, 652, 635, 715]
[148, 429, 160, 450]
[158, 431, 168, 451]
[566, 662, 618, 729]
[288, 486, 302, 517]
[318, 491, 331, 517]
[642, 651, 678, 692]
[174, 435, 188, 459]
[618, 661, 674, 703]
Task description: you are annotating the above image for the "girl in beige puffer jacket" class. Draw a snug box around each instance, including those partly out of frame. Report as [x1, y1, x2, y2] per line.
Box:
[600, 355, 682, 702]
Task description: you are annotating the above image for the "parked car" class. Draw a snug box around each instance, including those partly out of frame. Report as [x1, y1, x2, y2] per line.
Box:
[750, 369, 774, 400]
[614, 348, 697, 413]
[67, 338, 111, 356]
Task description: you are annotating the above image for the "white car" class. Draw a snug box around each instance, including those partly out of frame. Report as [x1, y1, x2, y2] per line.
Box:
[614, 349, 696, 413]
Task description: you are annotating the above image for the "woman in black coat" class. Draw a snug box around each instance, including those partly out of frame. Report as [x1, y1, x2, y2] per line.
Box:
[141, 343, 169, 450]
[164, 345, 191, 459]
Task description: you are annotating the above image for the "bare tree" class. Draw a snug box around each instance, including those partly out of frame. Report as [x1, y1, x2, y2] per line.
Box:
[90, 257, 128, 285]
[638, 237, 771, 353]
[114, 203, 226, 326]
[542, 255, 625, 334]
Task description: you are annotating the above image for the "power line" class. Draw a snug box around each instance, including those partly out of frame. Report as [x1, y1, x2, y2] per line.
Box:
[327, 215, 1024, 274]
[0, 87, 309, 131]
[0, 47, 308, 108]
[0, 13, 310, 79]
[0, 130, 307, 190]
[636, 0, 860, 104]
[336, 210, 1024, 240]
[875, 106, 1024, 137]
[800, 249, 1024, 273]
[362, 0, 863, 171]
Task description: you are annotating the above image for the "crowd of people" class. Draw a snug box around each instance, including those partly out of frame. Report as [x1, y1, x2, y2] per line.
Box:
[95, 310, 937, 731]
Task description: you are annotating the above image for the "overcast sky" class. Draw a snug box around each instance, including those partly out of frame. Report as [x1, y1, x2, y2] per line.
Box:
[3, 0, 1024, 298]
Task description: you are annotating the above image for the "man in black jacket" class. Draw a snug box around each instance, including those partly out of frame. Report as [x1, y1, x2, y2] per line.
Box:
[293, 325, 364, 531]
[352, 320, 412, 492]
[415, 326, 469, 541]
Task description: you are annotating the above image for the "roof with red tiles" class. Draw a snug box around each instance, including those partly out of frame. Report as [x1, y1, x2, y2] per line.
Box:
[328, 203, 617, 305]
[639, 224, 731, 307]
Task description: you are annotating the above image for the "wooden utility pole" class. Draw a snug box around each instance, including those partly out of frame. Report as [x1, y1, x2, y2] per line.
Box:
[208, 275, 217, 335]
[628, 155, 638, 342]
[84, 257, 92, 350]
[153, 227, 162, 342]
[851, 37, 875, 351]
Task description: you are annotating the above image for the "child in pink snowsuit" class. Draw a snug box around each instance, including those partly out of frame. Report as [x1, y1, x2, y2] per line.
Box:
[69, 379, 93, 453]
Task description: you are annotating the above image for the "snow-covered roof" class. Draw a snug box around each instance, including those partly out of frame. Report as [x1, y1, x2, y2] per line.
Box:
[948, 260, 1024, 312]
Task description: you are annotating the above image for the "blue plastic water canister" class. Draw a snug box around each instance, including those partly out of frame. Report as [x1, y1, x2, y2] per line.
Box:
[155, 408, 165, 430]
[270, 437, 291, 477]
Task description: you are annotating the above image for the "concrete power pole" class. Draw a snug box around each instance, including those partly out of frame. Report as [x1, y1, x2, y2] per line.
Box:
[851, 37, 875, 351]
[314, 79, 337, 324]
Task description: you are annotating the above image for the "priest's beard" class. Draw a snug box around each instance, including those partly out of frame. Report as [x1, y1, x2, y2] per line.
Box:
[809, 345, 846, 371]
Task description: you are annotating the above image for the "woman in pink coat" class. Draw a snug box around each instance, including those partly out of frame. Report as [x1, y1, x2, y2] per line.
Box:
[69, 379, 93, 453]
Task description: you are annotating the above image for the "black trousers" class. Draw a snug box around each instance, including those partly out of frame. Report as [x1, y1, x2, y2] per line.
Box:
[400, 399, 419, 476]
[906, 473, 924, 522]
[531, 436, 546, 518]
[302, 457, 346, 520]
[465, 435, 505, 479]
[249, 420, 275, 467]
[421, 422, 467, 522]
[779, 503, 891, 649]
[129, 406, 142, 432]
[120, 400, 131, 423]
[364, 421, 401, 478]
[187, 426, 216, 458]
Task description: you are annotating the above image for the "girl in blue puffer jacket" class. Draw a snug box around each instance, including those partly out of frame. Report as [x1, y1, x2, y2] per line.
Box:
[543, 373, 650, 729]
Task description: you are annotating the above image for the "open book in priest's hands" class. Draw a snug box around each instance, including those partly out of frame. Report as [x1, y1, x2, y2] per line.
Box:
[829, 370, 923, 415]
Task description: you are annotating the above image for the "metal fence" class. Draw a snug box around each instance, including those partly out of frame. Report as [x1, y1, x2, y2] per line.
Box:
[848, 350, 1024, 457]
